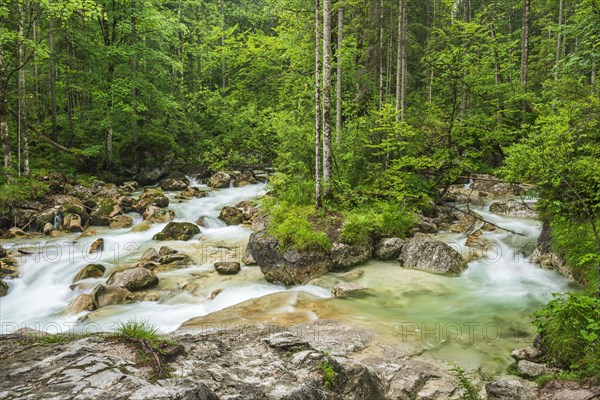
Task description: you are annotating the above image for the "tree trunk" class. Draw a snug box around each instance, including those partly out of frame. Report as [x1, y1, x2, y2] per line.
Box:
[0, 38, 11, 181]
[378, 0, 384, 110]
[322, 0, 332, 197]
[555, 0, 563, 80]
[520, 0, 530, 88]
[18, 2, 30, 177]
[460, 0, 469, 121]
[48, 18, 58, 141]
[131, 14, 139, 145]
[315, 0, 322, 208]
[335, 7, 343, 144]
[396, 0, 407, 121]
[106, 62, 115, 169]
[220, 0, 226, 91]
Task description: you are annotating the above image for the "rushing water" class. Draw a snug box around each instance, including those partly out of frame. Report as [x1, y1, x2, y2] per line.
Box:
[0, 183, 577, 373]
[0, 182, 329, 335]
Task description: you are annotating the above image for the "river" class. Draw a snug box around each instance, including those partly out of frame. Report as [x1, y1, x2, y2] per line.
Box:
[0, 180, 577, 374]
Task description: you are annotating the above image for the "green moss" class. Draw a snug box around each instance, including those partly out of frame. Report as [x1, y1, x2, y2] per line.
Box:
[266, 201, 332, 252]
[98, 199, 115, 216]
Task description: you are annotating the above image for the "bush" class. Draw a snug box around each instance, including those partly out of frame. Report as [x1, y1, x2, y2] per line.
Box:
[533, 293, 600, 379]
[340, 210, 382, 245]
[0, 178, 49, 213]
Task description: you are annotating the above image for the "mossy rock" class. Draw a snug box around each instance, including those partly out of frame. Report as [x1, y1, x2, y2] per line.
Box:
[90, 198, 119, 226]
[73, 264, 106, 283]
[153, 222, 200, 241]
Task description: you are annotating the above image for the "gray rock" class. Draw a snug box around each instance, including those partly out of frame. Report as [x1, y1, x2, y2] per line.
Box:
[160, 178, 188, 191]
[63, 213, 83, 232]
[486, 379, 537, 400]
[219, 206, 244, 225]
[92, 284, 132, 308]
[331, 242, 372, 269]
[106, 267, 159, 291]
[143, 206, 175, 223]
[140, 248, 160, 261]
[109, 214, 134, 229]
[208, 171, 231, 188]
[153, 222, 200, 241]
[233, 171, 257, 187]
[214, 262, 241, 275]
[517, 360, 548, 378]
[399, 234, 466, 274]
[66, 293, 96, 314]
[73, 264, 106, 283]
[248, 231, 331, 286]
[90, 198, 121, 226]
[133, 188, 170, 213]
[489, 200, 538, 218]
[281, 381, 327, 400]
[511, 347, 543, 362]
[374, 238, 404, 260]
[331, 283, 366, 298]
[242, 246, 256, 265]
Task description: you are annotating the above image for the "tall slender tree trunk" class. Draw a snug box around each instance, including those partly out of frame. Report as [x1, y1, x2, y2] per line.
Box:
[18, 1, 29, 177]
[315, 0, 322, 208]
[335, 7, 343, 144]
[378, 0, 384, 110]
[460, 0, 470, 121]
[396, 0, 407, 121]
[491, 27, 504, 124]
[554, 0, 563, 80]
[48, 18, 58, 141]
[131, 14, 139, 145]
[220, 0, 227, 91]
[106, 62, 115, 169]
[0, 42, 11, 181]
[322, 0, 332, 197]
[520, 0, 530, 89]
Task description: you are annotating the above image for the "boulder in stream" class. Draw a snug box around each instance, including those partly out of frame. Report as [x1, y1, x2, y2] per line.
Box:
[398, 234, 466, 274]
[92, 284, 133, 308]
[153, 222, 200, 241]
[331, 283, 366, 298]
[66, 293, 96, 314]
[106, 267, 159, 291]
[208, 171, 231, 188]
[143, 206, 175, 223]
[489, 200, 538, 218]
[109, 215, 134, 229]
[73, 264, 106, 283]
[133, 188, 169, 213]
[63, 213, 83, 232]
[89, 238, 104, 254]
[248, 231, 331, 286]
[374, 238, 404, 260]
[233, 171, 257, 187]
[160, 178, 188, 191]
[89, 198, 121, 226]
[219, 206, 244, 225]
[214, 261, 241, 275]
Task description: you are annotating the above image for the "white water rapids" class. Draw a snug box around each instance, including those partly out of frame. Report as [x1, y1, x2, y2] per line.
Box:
[0, 182, 577, 372]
